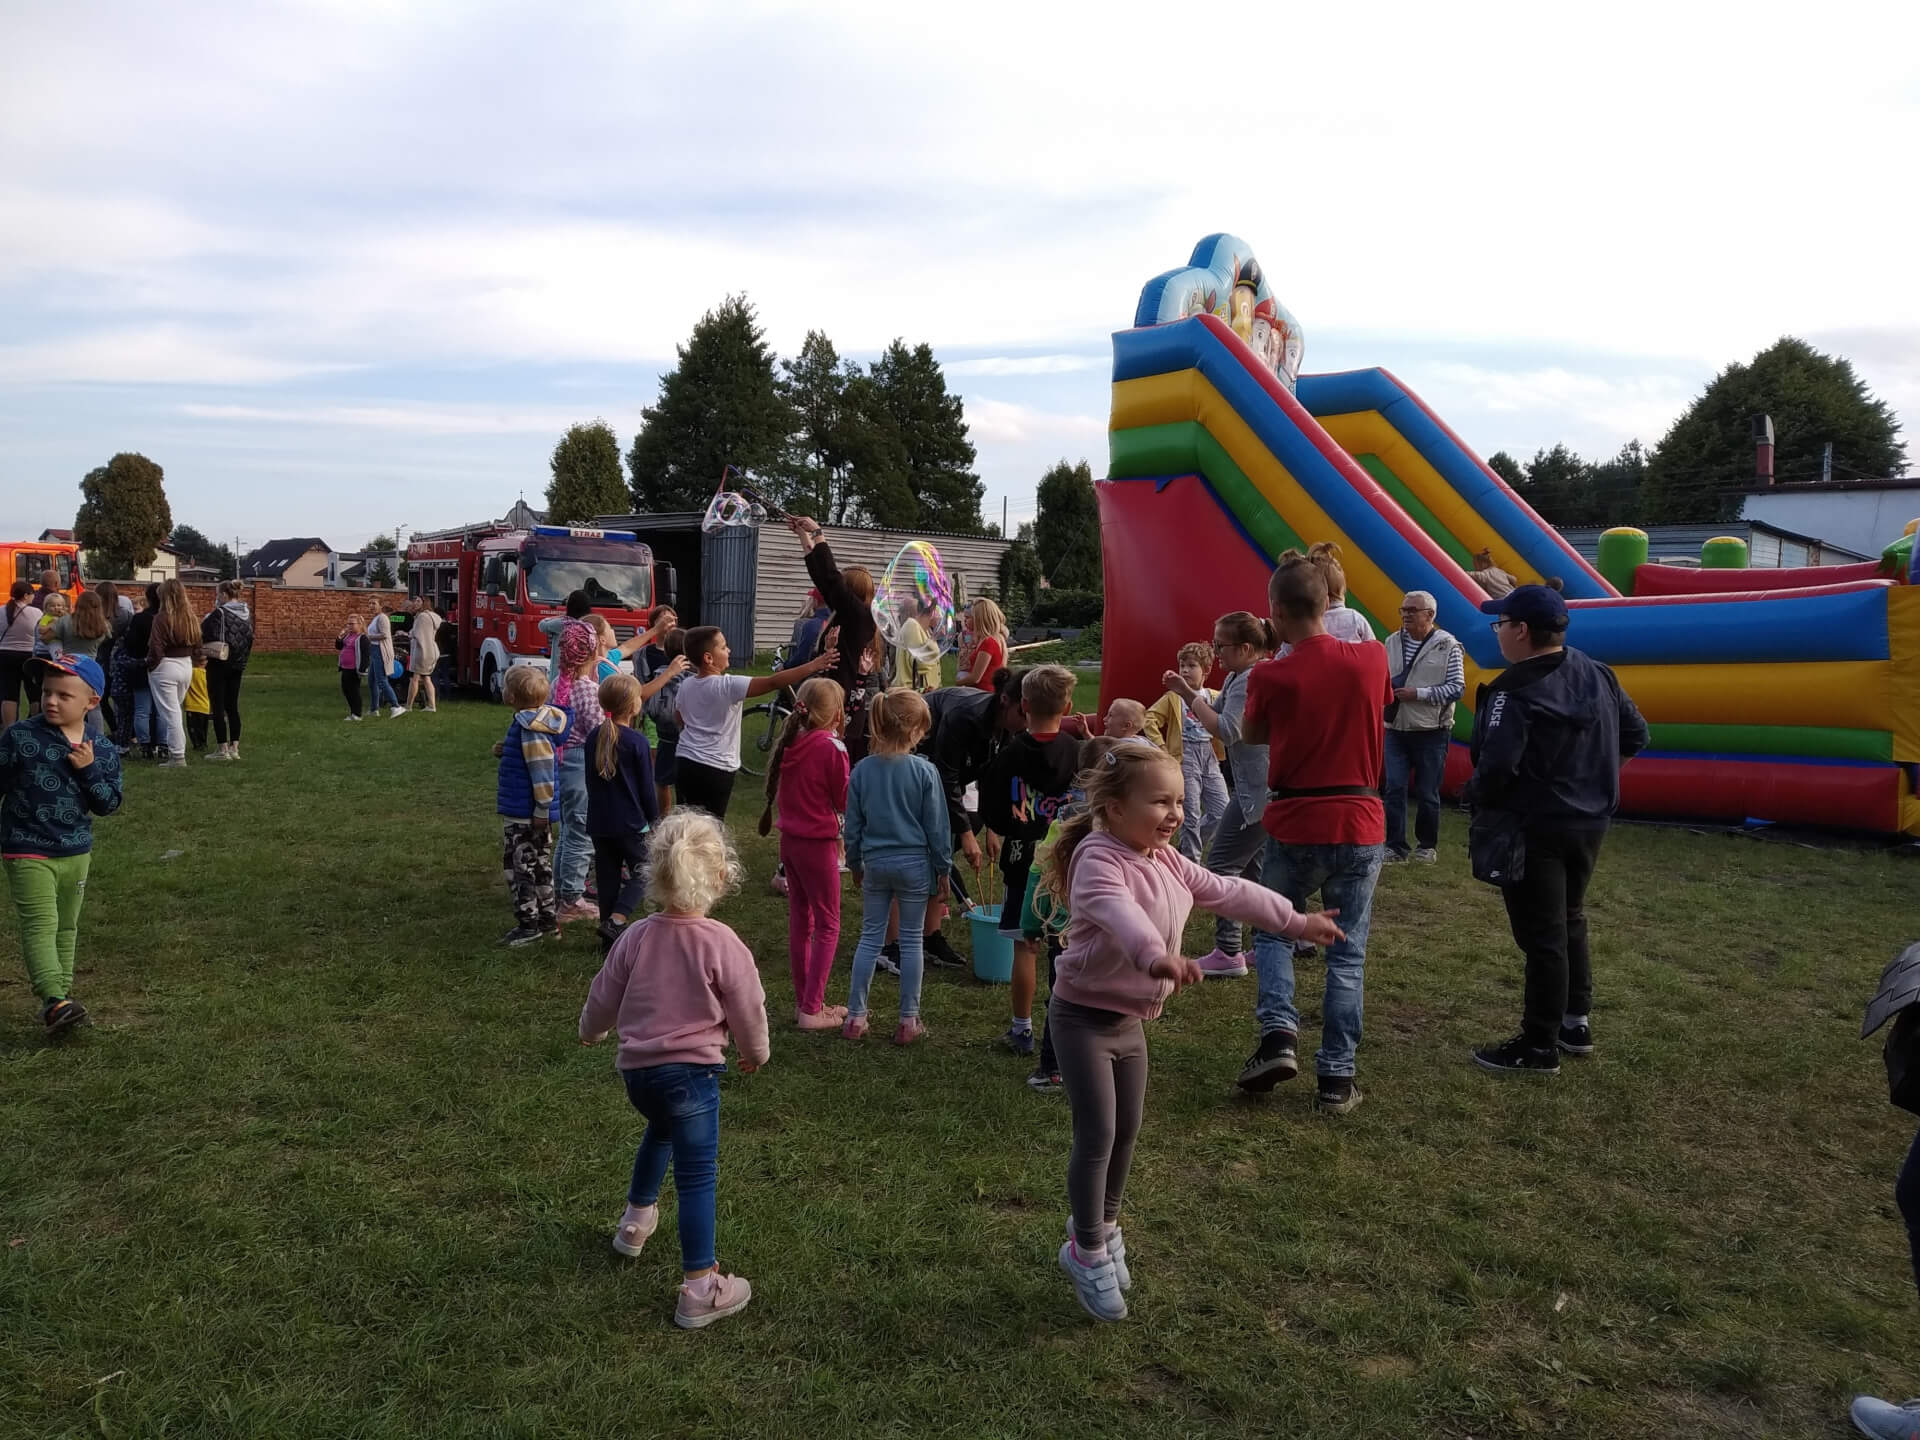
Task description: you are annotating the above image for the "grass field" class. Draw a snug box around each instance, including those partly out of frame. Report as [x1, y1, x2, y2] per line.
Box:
[5, 654, 1920, 1439]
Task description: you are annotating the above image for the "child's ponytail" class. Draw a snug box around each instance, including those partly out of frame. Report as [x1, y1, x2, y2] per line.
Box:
[595, 673, 642, 780]
[758, 677, 845, 837]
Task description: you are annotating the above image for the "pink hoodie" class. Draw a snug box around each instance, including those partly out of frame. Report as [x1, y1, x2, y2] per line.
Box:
[1052, 831, 1306, 1019]
[775, 726, 850, 842]
[579, 913, 771, 1070]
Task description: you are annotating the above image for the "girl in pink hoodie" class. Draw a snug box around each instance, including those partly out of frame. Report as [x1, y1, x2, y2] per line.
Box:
[1041, 744, 1345, 1323]
[757, 677, 849, 1030]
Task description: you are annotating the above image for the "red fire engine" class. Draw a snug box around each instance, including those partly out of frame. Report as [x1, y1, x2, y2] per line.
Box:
[406, 522, 675, 700]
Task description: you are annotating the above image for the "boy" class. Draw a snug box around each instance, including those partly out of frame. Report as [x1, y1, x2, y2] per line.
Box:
[0, 655, 124, 1033]
[671, 624, 834, 821]
[493, 664, 571, 946]
[1238, 556, 1392, 1115]
[1101, 699, 1151, 745]
[981, 664, 1083, 1057]
[1147, 642, 1228, 861]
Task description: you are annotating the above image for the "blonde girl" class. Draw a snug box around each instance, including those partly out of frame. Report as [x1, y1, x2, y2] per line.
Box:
[842, 688, 951, 1046]
[1279, 542, 1374, 644]
[34, 592, 69, 661]
[145, 579, 203, 768]
[960, 598, 1010, 690]
[579, 809, 769, 1331]
[759, 677, 849, 1030]
[1041, 744, 1341, 1322]
[552, 622, 603, 920]
[585, 672, 658, 945]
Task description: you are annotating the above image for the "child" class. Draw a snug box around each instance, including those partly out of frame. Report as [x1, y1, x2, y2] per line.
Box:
[1238, 553, 1393, 1115]
[0, 656, 124, 1034]
[1279, 542, 1374, 646]
[184, 662, 211, 752]
[981, 665, 1085, 1057]
[644, 628, 688, 817]
[579, 808, 769, 1331]
[1147, 642, 1229, 862]
[672, 625, 835, 820]
[843, 689, 950, 1046]
[759, 677, 850, 1031]
[585, 673, 659, 949]
[552, 623, 604, 922]
[337, 615, 365, 720]
[34, 592, 69, 662]
[1101, 699, 1150, 745]
[1161, 613, 1276, 979]
[493, 664, 571, 946]
[1043, 743, 1342, 1321]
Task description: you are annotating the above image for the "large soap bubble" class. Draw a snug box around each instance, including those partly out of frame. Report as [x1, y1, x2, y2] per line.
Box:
[701, 488, 766, 535]
[874, 539, 957, 664]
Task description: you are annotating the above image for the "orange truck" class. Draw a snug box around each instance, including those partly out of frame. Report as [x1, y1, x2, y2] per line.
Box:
[0, 540, 84, 600]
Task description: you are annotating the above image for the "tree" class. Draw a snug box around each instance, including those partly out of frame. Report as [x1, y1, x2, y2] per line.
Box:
[997, 523, 1044, 626]
[365, 533, 397, 589]
[862, 341, 984, 532]
[74, 452, 171, 576]
[1512, 444, 1594, 527]
[1033, 459, 1102, 590]
[1487, 451, 1525, 489]
[627, 295, 795, 512]
[546, 420, 629, 525]
[170, 524, 238, 579]
[779, 331, 862, 524]
[1644, 336, 1908, 523]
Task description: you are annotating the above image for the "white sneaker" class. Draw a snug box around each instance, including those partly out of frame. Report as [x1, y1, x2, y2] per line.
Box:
[1850, 1395, 1920, 1439]
[390, 707, 406, 718]
[1058, 1238, 1127, 1321]
[1067, 1217, 1130, 1290]
[1413, 847, 1437, 864]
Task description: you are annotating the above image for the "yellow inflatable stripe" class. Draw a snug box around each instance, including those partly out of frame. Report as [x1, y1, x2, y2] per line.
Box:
[1608, 660, 1891, 731]
[1890, 587, 1920, 762]
[1315, 411, 1545, 586]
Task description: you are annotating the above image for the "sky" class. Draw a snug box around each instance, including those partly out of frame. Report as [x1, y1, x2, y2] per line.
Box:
[3, 0, 1918, 557]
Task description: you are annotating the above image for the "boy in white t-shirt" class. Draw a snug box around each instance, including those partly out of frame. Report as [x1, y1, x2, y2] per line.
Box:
[673, 625, 834, 820]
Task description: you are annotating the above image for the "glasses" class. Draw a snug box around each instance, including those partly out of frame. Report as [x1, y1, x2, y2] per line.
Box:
[1488, 617, 1523, 632]
[1399, 607, 1432, 615]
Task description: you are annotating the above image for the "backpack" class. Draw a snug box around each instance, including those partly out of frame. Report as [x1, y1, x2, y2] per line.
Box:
[645, 672, 684, 728]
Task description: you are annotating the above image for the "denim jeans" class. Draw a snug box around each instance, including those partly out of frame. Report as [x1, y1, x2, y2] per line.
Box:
[553, 746, 591, 901]
[1206, 805, 1268, 956]
[1180, 744, 1229, 861]
[846, 853, 931, 1021]
[132, 684, 152, 746]
[1384, 728, 1450, 855]
[622, 1062, 723, 1272]
[1251, 839, 1383, 1077]
[368, 659, 399, 712]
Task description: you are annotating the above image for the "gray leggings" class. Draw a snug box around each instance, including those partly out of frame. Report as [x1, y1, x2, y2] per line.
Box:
[1207, 804, 1267, 955]
[1050, 996, 1149, 1253]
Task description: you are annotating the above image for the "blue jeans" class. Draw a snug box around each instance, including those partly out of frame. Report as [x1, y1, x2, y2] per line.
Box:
[368, 660, 398, 711]
[847, 853, 931, 1020]
[622, 1062, 723, 1272]
[1384, 728, 1450, 855]
[132, 683, 152, 746]
[1251, 840, 1383, 1077]
[1180, 744, 1229, 861]
[553, 746, 591, 901]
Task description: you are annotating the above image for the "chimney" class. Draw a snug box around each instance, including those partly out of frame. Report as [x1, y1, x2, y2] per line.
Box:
[1752, 415, 1775, 485]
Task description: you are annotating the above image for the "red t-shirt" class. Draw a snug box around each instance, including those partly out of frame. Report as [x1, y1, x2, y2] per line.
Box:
[1244, 634, 1392, 845]
[968, 634, 1007, 690]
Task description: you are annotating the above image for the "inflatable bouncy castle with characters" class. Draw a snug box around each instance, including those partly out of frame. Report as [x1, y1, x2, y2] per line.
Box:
[1098, 234, 1920, 835]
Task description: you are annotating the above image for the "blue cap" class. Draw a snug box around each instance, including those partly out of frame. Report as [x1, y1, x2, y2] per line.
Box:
[29, 654, 105, 697]
[1479, 583, 1569, 628]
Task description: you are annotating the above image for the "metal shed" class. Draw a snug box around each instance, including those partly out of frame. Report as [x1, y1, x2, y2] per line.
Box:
[592, 511, 760, 659]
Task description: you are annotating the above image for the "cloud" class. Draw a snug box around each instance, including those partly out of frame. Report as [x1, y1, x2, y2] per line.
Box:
[961, 397, 1105, 446]
[0, 329, 354, 385]
[946, 354, 1104, 377]
[177, 400, 608, 436]
[1423, 364, 1699, 447]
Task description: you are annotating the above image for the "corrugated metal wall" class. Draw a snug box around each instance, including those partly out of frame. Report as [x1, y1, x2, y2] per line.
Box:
[752, 524, 1015, 652]
[701, 523, 760, 658]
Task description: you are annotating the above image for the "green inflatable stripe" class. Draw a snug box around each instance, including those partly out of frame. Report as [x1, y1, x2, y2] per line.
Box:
[1442, 707, 1888, 762]
[1353, 454, 1476, 568]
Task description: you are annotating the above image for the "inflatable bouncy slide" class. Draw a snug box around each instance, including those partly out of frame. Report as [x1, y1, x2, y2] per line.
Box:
[1099, 234, 1920, 835]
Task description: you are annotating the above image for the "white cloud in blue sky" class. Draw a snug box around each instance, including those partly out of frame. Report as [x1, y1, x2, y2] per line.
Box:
[2, 0, 1917, 550]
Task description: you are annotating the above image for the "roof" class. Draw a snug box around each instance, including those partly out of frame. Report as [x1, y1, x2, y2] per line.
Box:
[37, 528, 74, 543]
[1739, 476, 1920, 495]
[594, 510, 1009, 544]
[1556, 520, 1870, 564]
[241, 538, 331, 577]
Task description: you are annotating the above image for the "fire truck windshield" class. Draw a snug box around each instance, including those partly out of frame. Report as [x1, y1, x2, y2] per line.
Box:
[522, 546, 651, 610]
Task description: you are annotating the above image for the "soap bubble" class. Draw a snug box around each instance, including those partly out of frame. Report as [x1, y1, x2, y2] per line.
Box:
[874, 540, 957, 664]
[701, 490, 763, 535]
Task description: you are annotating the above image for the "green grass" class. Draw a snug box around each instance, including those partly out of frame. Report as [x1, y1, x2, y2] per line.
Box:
[4, 654, 1919, 1438]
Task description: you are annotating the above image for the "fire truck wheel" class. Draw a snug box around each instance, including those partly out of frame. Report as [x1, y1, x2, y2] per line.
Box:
[483, 658, 502, 703]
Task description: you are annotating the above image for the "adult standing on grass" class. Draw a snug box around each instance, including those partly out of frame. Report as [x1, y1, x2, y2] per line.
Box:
[365, 604, 400, 717]
[400, 595, 441, 716]
[1466, 582, 1647, 1075]
[201, 580, 253, 762]
[51, 591, 110, 737]
[785, 515, 883, 757]
[115, 586, 160, 755]
[92, 582, 127, 735]
[1382, 589, 1463, 864]
[145, 579, 203, 770]
[1, 582, 43, 725]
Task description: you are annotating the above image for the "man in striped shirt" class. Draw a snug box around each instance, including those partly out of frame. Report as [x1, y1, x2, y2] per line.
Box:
[1383, 590, 1465, 863]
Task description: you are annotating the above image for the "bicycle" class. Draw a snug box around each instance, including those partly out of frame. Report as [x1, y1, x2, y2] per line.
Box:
[739, 644, 794, 776]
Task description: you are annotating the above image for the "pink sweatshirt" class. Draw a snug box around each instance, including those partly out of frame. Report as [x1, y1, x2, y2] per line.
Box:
[775, 726, 850, 842]
[579, 913, 771, 1070]
[1053, 831, 1307, 1019]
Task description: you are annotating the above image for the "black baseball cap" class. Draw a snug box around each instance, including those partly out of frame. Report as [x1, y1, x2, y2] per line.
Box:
[1479, 583, 1568, 627]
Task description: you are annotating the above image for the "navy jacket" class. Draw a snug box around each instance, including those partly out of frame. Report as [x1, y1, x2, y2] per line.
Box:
[1465, 647, 1648, 825]
[584, 722, 659, 839]
[0, 715, 123, 858]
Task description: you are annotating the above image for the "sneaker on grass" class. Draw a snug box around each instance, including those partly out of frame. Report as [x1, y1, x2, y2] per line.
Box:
[1473, 1033, 1560, 1074]
[1235, 1030, 1298, 1092]
[1026, 1070, 1063, 1092]
[1850, 1394, 1920, 1439]
[500, 925, 545, 947]
[875, 941, 901, 977]
[1067, 1218, 1130, 1291]
[923, 931, 966, 970]
[1058, 1239, 1127, 1322]
[999, 1025, 1035, 1058]
[1557, 1022, 1595, 1056]
[611, 1203, 658, 1258]
[41, 997, 88, 1034]
[1413, 848, 1437, 864]
[675, 1271, 752, 1330]
[1315, 1076, 1363, 1115]
[1194, 947, 1248, 980]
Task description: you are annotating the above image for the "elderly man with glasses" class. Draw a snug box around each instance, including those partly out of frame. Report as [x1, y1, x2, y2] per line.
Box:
[1382, 590, 1464, 863]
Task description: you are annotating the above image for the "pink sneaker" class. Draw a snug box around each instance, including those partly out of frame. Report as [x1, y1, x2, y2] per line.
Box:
[611, 1203, 658, 1257]
[558, 898, 598, 923]
[796, 1007, 842, 1031]
[1195, 948, 1249, 979]
[892, 1017, 928, 1046]
[841, 1015, 870, 1040]
[674, 1271, 753, 1329]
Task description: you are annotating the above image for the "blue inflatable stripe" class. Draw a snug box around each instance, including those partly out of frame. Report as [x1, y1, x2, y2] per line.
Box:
[1567, 589, 1889, 664]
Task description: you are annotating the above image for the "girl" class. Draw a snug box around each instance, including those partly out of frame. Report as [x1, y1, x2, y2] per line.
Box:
[579, 809, 769, 1331]
[758, 677, 849, 1031]
[1280, 542, 1374, 645]
[589, 615, 623, 683]
[337, 614, 365, 720]
[586, 673, 659, 947]
[842, 689, 951, 1046]
[1160, 611, 1276, 978]
[365, 605, 400, 717]
[144, 579, 203, 769]
[54, 590, 108, 661]
[114, 586, 159, 753]
[1043, 744, 1343, 1322]
[0, 583, 41, 727]
[672, 625, 835, 820]
[552, 623, 604, 922]
[201, 579, 253, 760]
[959, 598, 1010, 690]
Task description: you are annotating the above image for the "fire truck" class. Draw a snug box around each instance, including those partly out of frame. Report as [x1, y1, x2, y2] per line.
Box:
[406, 521, 675, 701]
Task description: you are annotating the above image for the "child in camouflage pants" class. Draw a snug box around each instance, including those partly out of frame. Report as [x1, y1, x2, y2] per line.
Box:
[493, 665, 570, 945]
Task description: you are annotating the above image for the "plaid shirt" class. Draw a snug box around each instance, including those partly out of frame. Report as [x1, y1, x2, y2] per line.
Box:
[555, 670, 605, 748]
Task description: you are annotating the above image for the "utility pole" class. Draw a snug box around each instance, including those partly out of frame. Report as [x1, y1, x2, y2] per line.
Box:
[1822, 443, 1834, 485]
[1002, 496, 1007, 537]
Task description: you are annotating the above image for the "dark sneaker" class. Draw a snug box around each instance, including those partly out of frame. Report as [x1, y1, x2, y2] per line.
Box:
[1557, 1022, 1594, 1056]
[875, 941, 901, 977]
[597, 918, 625, 952]
[500, 925, 544, 947]
[542, 918, 562, 942]
[1026, 1069, 1063, 1092]
[1000, 1025, 1036, 1057]
[41, 997, 88, 1034]
[1413, 848, 1437, 864]
[1473, 1034, 1560, 1074]
[1315, 1076, 1363, 1114]
[1236, 1030, 1299, 1092]
[923, 931, 966, 970]
[1383, 849, 1410, 865]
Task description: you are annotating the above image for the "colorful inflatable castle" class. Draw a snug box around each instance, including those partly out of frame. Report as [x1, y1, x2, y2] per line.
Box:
[1098, 234, 1920, 835]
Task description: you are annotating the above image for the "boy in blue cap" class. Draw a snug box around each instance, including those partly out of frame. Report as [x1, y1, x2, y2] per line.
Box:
[0, 654, 124, 1034]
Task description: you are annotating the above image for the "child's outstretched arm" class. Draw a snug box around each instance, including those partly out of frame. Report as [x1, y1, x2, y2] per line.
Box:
[743, 648, 836, 700]
[1163, 849, 1341, 945]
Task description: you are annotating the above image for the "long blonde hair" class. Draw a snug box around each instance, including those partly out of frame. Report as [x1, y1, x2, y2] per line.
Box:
[758, 677, 845, 836]
[70, 589, 108, 640]
[969, 598, 1009, 642]
[1040, 742, 1182, 913]
[645, 808, 743, 915]
[156, 578, 195, 646]
[595, 673, 643, 780]
[865, 687, 931, 756]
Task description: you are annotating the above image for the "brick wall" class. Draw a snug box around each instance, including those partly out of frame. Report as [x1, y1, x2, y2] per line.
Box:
[180, 582, 410, 654]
